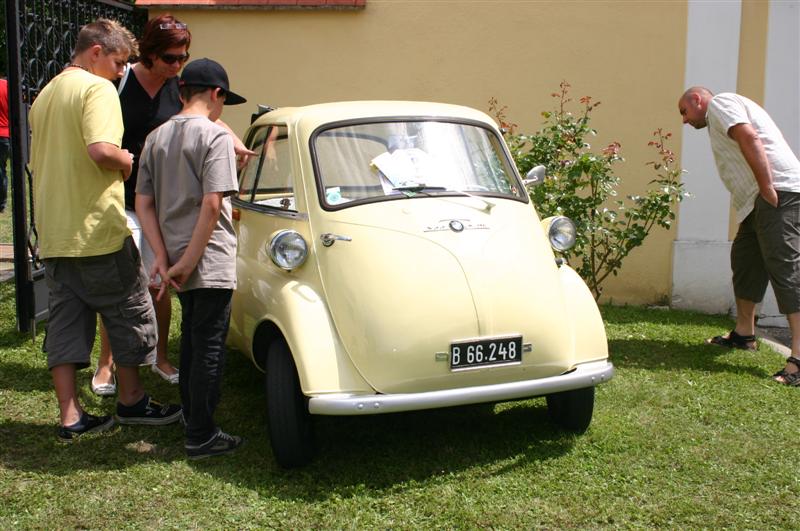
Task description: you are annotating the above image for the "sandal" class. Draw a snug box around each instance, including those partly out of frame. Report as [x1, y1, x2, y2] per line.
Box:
[772, 356, 800, 386]
[706, 329, 758, 351]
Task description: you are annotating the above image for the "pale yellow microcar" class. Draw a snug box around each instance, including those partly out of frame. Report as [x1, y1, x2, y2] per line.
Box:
[228, 101, 614, 468]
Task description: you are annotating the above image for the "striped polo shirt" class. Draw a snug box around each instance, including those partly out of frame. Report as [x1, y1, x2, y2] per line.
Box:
[707, 93, 800, 223]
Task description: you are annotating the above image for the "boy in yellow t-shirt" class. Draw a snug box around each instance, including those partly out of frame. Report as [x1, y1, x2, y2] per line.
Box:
[29, 19, 181, 441]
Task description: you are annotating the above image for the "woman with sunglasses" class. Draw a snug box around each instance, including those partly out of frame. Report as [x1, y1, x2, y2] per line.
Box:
[92, 14, 250, 394]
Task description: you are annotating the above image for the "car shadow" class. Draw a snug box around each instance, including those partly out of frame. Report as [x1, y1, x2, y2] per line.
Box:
[194, 403, 580, 502]
[183, 353, 581, 500]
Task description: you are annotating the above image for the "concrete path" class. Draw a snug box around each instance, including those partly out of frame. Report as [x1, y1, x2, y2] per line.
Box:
[757, 326, 791, 358]
[0, 243, 13, 282]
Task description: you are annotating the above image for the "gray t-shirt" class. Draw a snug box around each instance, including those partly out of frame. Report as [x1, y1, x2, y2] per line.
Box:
[137, 114, 238, 291]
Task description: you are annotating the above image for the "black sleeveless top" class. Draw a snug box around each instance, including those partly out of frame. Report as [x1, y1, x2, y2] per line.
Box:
[119, 68, 181, 210]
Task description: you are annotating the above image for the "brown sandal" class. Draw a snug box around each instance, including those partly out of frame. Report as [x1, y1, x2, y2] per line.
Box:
[706, 329, 757, 351]
[772, 356, 800, 386]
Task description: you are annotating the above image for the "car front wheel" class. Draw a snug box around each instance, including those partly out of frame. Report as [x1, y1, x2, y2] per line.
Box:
[265, 339, 314, 468]
[545, 386, 595, 433]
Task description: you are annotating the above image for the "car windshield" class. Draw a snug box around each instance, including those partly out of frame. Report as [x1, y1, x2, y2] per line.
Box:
[313, 121, 524, 207]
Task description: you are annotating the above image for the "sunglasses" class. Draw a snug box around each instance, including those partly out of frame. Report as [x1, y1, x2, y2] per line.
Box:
[159, 52, 190, 65]
[159, 23, 188, 30]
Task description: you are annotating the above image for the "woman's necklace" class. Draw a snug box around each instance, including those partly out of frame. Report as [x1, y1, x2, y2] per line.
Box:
[66, 63, 89, 72]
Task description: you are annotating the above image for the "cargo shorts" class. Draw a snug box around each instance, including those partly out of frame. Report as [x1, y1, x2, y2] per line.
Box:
[731, 190, 800, 315]
[43, 236, 157, 370]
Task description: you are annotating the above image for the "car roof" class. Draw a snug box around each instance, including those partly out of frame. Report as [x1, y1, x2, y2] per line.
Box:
[250, 101, 499, 137]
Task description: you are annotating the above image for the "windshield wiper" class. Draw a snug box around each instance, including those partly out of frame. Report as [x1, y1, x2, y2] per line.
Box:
[392, 182, 496, 212]
[392, 183, 446, 194]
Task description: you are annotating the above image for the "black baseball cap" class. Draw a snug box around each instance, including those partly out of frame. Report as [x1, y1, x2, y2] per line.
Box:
[179, 58, 246, 106]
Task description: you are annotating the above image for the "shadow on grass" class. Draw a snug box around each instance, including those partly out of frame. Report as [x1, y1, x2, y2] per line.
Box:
[602, 303, 779, 379]
[0, 349, 578, 500]
[600, 304, 734, 328]
[193, 402, 578, 501]
[609, 338, 771, 379]
[181, 352, 579, 501]
[0, 361, 52, 392]
[0, 419, 187, 471]
[9, 293, 763, 500]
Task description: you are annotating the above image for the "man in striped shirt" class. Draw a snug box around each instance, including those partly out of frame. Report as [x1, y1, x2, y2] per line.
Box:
[679, 87, 800, 385]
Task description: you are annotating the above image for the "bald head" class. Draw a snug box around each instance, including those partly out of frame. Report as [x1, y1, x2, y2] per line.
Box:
[679, 86, 714, 129]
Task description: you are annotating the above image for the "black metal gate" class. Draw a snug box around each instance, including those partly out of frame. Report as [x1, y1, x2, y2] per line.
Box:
[4, 0, 147, 333]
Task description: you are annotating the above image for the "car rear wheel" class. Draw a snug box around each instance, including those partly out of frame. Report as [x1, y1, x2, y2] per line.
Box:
[265, 339, 314, 468]
[546, 386, 595, 433]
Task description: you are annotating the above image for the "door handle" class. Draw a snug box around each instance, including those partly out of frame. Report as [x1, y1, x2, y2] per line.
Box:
[320, 233, 352, 247]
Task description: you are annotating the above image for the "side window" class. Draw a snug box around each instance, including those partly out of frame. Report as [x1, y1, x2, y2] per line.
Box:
[238, 126, 269, 202]
[254, 126, 294, 210]
[239, 125, 296, 211]
[238, 125, 295, 211]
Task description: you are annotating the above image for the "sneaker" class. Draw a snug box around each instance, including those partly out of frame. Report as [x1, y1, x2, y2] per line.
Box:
[57, 412, 115, 442]
[186, 429, 244, 460]
[116, 395, 182, 426]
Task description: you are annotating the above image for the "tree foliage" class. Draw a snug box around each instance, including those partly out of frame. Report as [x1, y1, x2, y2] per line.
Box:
[491, 82, 688, 300]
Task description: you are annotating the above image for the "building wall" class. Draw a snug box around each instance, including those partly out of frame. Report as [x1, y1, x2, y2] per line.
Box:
[148, 1, 743, 306]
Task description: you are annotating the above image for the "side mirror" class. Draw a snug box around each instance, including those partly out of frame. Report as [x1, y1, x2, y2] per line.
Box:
[251, 104, 275, 124]
[522, 165, 546, 187]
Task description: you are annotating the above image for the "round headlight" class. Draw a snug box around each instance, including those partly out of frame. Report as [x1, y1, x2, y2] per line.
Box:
[268, 230, 308, 271]
[548, 216, 576, 252]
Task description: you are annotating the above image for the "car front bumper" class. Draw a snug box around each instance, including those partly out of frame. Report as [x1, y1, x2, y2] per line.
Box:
[308, 359, 614, 415]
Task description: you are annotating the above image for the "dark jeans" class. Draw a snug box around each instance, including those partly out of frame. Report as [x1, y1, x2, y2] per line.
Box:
[0, 137, 9, 211]
[176, 288, 233, 445]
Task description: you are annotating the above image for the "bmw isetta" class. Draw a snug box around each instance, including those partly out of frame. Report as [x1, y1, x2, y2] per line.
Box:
[227, 101, 614, 468]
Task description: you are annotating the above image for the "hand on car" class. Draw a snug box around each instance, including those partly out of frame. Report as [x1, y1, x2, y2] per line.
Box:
[234, 139, 257, 170]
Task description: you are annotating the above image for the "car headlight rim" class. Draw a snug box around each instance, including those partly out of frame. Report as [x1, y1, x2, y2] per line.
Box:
[268, 229, 308, 271]
[548, 216, 576, 252]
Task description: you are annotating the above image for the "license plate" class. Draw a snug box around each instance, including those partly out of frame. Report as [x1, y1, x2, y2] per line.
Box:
[450, 335, 523, 370]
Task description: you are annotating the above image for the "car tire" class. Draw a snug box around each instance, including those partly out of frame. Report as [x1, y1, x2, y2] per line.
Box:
[265, 339, 315, 468]
[545, 386, 595, 433]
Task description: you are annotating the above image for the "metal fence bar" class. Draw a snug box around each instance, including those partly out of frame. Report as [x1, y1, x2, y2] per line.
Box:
[6, 0, 147, 333]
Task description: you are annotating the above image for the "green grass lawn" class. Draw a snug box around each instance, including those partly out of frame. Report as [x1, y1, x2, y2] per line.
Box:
[1, 279, 798, 528]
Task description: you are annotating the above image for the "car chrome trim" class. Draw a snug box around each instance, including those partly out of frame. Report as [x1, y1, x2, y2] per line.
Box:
[308, 360, 614, 415]
[231, 198, 309, 221]
[268, 229, 309, 271]
[320, 233, 353, 247]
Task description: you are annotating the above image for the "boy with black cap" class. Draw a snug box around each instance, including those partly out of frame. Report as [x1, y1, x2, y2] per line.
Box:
[135, 58, 246, 459]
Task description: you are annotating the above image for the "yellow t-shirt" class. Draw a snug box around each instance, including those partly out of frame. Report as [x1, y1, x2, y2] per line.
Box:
[29, 69, 130, 258]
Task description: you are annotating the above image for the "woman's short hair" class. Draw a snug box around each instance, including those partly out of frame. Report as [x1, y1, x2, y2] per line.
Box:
[138, 14, 192, 68]
[73, 19, 138, 59]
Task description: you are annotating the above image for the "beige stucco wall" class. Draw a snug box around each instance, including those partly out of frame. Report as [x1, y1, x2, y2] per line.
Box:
[152, 1, 690, 304]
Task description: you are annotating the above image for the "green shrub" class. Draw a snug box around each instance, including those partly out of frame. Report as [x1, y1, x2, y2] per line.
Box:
[491, 82, 688, 300]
